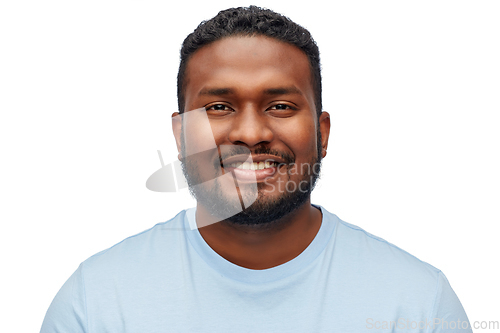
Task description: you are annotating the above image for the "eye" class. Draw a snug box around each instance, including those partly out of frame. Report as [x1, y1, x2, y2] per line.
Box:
[270, 104, 291, 110]
[267, 103, 297, 116]
[205, 104, 234, 115]
[207, 104, 230, 111]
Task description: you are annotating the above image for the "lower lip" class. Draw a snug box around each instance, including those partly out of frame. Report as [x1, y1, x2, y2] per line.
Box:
[223, 166, 278, 182]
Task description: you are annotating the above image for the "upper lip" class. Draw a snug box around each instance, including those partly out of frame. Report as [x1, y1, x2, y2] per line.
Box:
[221, 154, 287, 166]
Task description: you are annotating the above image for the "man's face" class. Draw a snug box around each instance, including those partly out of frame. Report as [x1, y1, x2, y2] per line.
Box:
[173, 35, 330, 226]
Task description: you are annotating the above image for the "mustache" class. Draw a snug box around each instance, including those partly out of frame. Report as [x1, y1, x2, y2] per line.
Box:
[216, 145, 295, 168]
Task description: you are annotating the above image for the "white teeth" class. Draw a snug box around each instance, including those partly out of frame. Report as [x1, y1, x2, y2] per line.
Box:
[229, 161, 276, 170]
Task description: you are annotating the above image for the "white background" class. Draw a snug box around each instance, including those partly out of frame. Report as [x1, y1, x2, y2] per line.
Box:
[1, 0, 499, 331]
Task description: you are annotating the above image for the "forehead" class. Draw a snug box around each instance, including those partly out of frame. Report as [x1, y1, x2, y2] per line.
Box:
[183, 35, 314, 108]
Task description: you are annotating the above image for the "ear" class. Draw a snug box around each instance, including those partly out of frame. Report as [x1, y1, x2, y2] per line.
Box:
[172, 112, 182, 159]
[318, 111, 331, 158]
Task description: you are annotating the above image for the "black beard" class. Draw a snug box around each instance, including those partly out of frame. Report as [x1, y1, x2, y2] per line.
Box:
[222, 168, 320, 228]
[180, 131, 323, 228]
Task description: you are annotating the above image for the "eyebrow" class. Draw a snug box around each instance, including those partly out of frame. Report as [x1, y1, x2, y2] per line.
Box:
[264, 86, 302, 96]
[198, 86, 303, 96]
[198, 88, 235, 96]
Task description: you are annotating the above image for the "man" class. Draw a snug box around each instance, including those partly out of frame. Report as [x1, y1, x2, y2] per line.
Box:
[41, 6, 471, 332]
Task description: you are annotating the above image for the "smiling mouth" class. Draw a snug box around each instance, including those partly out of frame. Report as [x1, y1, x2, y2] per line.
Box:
[221, 160, 285, 183]
[228, 161, 278, 170]
[218, 150, 293, 182]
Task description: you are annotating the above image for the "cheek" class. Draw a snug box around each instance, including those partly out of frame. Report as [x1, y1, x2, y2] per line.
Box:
[274, 119, 318, 156]
[206, 121, 232, 145]
[181, 109, 218, 156]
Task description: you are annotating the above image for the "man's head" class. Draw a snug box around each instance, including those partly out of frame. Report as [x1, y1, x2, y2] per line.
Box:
[173, 6, 330, 228]
[177, 6, 322, 118]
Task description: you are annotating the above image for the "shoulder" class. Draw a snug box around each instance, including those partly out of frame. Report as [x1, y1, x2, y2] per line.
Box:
[322, 208, 441, 291]
[81, 209, 190, 276]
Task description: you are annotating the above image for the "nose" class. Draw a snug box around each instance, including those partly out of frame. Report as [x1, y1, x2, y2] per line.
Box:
[228, 108, 274, 147]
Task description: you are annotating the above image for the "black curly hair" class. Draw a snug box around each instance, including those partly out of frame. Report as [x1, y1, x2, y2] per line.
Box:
[177, 6, 322, 118]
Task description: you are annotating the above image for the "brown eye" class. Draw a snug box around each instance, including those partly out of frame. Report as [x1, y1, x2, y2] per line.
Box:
[267, 103, 297, 118]
[210, 104, 228, 111]
[205, 104, 234, 116]
[269, 103, 297, 111]
[273, 104, 290, 110]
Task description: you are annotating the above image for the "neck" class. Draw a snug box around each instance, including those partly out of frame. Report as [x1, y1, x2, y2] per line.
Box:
[195, 200, 322, 270]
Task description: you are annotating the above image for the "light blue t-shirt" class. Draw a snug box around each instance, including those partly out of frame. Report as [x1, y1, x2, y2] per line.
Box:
[41, 207, 471, 332]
